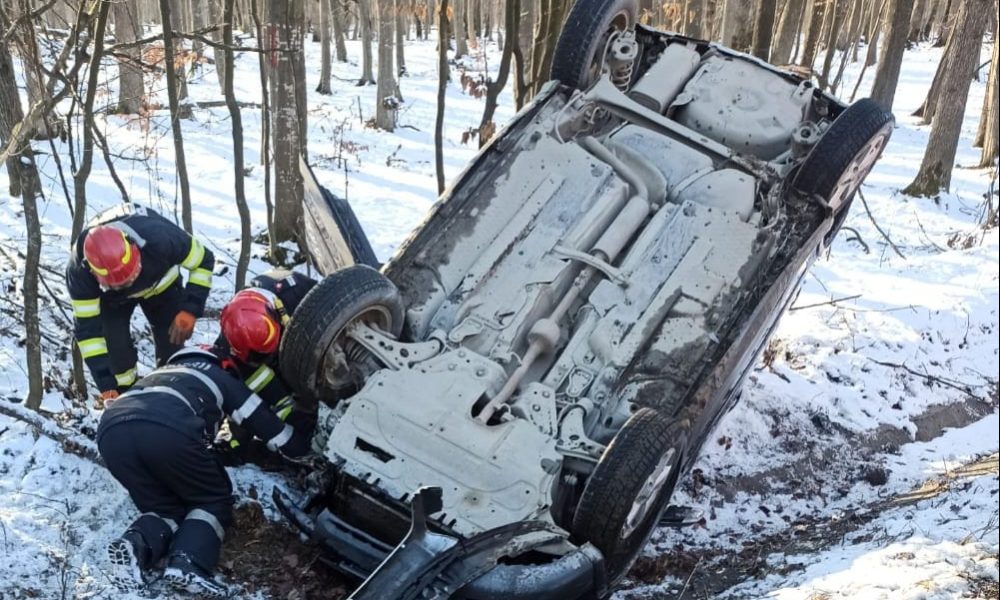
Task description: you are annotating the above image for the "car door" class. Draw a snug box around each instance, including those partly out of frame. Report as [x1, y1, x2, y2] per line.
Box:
[299, 156, 380, 275]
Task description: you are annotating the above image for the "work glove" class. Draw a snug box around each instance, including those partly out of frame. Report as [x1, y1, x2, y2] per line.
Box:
[168, 310, 197, 345]
[97, 389, 119, 409]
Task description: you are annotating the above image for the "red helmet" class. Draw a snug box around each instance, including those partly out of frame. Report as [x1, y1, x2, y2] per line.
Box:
[220, 289, 282, 362]
[83, 225, 142, 288]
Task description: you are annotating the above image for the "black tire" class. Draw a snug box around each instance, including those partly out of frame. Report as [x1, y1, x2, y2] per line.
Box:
[279, 265, 405, 403]
[550, 0, 640, 91]
[570, 408, 687, 581]
[792, 98, 894, 211]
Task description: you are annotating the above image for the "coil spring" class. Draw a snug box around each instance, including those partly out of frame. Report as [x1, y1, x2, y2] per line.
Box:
[610, 58, 634, 91]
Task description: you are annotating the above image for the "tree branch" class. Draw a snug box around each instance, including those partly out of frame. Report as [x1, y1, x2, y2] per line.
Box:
[858, 189, 907, 259]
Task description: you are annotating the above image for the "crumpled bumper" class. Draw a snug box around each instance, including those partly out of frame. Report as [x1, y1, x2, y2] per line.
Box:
[273, 486, 607, 600]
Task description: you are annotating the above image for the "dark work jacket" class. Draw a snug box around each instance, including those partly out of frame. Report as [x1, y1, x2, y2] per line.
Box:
[96, 348, 310, 458]
[66, 204, 215, 391]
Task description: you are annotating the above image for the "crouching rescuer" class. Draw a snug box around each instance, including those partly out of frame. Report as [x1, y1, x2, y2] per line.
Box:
[66, 204, 215, 404]
[97, 347, 311, 597]
[216, 270, 317, 459]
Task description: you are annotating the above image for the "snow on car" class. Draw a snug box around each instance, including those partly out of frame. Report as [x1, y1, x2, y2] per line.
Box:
[272, 0, 894, 597]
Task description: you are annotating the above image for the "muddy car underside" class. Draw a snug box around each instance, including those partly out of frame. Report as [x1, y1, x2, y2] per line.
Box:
[277, 6, 893, 598]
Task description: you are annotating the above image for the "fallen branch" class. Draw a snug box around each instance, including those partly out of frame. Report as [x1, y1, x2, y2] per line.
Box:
[790, 294, 862, 312]
[867, 357, 985, 400]
[840, 226, 870, 253]
[0, 402, 103, 465]
[858, 189, 906, 260]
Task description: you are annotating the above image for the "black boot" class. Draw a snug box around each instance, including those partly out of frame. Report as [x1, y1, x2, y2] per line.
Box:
[105, 532, 149, 592]
[163, 552, 230, 598]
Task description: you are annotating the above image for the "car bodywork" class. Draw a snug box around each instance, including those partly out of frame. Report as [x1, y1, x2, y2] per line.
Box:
[277, 22, 892, 600]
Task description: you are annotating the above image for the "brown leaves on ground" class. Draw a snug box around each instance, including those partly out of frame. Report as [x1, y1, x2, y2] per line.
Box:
[219, 501, 351, 600]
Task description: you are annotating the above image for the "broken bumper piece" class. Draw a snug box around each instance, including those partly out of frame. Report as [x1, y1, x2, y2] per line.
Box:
[273, 486, 608, 600]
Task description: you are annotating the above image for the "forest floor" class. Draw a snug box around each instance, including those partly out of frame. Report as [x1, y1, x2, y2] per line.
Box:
[0, 27, 997, 600]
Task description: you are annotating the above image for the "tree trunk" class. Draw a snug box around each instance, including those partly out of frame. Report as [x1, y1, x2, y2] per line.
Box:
[73, 0, 112, 239]
[929, 0, 952, 45]
[18, 151, 44, 411]
[751, 0, 778, 60]
[908, 0, 930, 40]
[864, 0, 884, 66]
[318, 0, 333, 93]
[435, 0, 448, 194]
[251, 0, 277, 258]
[721, 0, 754, 51]
[210, 0, 227, 89]
[158, 0, 194, 231]
[831, 0, 865, 93]
[358, 0, 375, 84]
[0, 30, 24, 198]
[975, 30, 998, 166]
[819, 0, 846, 88]
[222, 0, 252, 290]
[268, 0, 308, 246]
[528, 0, 569, 98]
[332, 0, 348, 61]
[114, 0, 144, 113]
[396, 6, 407, 75]
[375, 0, 398, 130]
[454, 0, 469, 58]
[169, 0, 190, 101]
[912, 30, 953, 122]
[869, 0, 915, 110]
[903, 0, 990, 195]
[683, 0, 705, 37]
[771, 0, 806, 64]
[478, 0, 516, 147]
[799, 0, 827, 68]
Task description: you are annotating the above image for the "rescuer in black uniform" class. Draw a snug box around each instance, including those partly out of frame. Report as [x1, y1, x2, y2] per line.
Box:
[66, 204, 215, 404]
[215, 270, 318, 458]
[98, 346, 311, 597]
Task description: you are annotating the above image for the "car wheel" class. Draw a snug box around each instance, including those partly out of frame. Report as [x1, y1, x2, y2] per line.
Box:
[550, 0, 640, 91]
[792, 98, 894, 212]
[570, 407, 687, 581]
[278, 265, 405, 405]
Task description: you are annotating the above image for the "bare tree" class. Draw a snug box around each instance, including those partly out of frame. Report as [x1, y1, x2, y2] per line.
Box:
[221, 0, 252, 289]
[158, 0, 194, 232]
[751, 0, 778, 60]
[269, 0, 308, 245]
[975, 23, 998, 167]
[0, 32, 23, 198]
[869, 0, 916, 110]
[332, 0, 348, 61]
[454, 0, 469, 57]
[114, 0, 145, 113]
[72, 0, 112, 240]
[435, 0, 449, 194]
[477, 0, 516, 146]
[375, 0, 399, 130]
[772, 0, 806, 63]
[904, 0, 990, 195]
[318, 0, 333, 93]
[251, 0, 277, 258]
[911, 30, 953, 123]
[357, 0, 376, 84]
[721, 0, 754, 51]
[799, 0, 827, 68]
[396, 4, 406, 75]
[210, 0, 228, 88]
[818, 0, 846, 88]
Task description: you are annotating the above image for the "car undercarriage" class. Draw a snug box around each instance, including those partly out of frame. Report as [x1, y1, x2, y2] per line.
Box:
[274, 2, 894, 597]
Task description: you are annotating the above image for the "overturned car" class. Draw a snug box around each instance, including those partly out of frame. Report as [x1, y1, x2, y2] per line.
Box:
[273, 1, 894, 597]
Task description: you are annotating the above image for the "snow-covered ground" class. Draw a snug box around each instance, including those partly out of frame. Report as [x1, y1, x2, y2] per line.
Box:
[1, 26, 997, 600]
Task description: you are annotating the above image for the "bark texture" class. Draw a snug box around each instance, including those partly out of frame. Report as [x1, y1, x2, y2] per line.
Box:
[114, 0, 145, 113]
[869, 0, 916, 110]
[375, 0, 399, 130]
[904, 0, 990, 195]
[268, 0, 308, 245]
